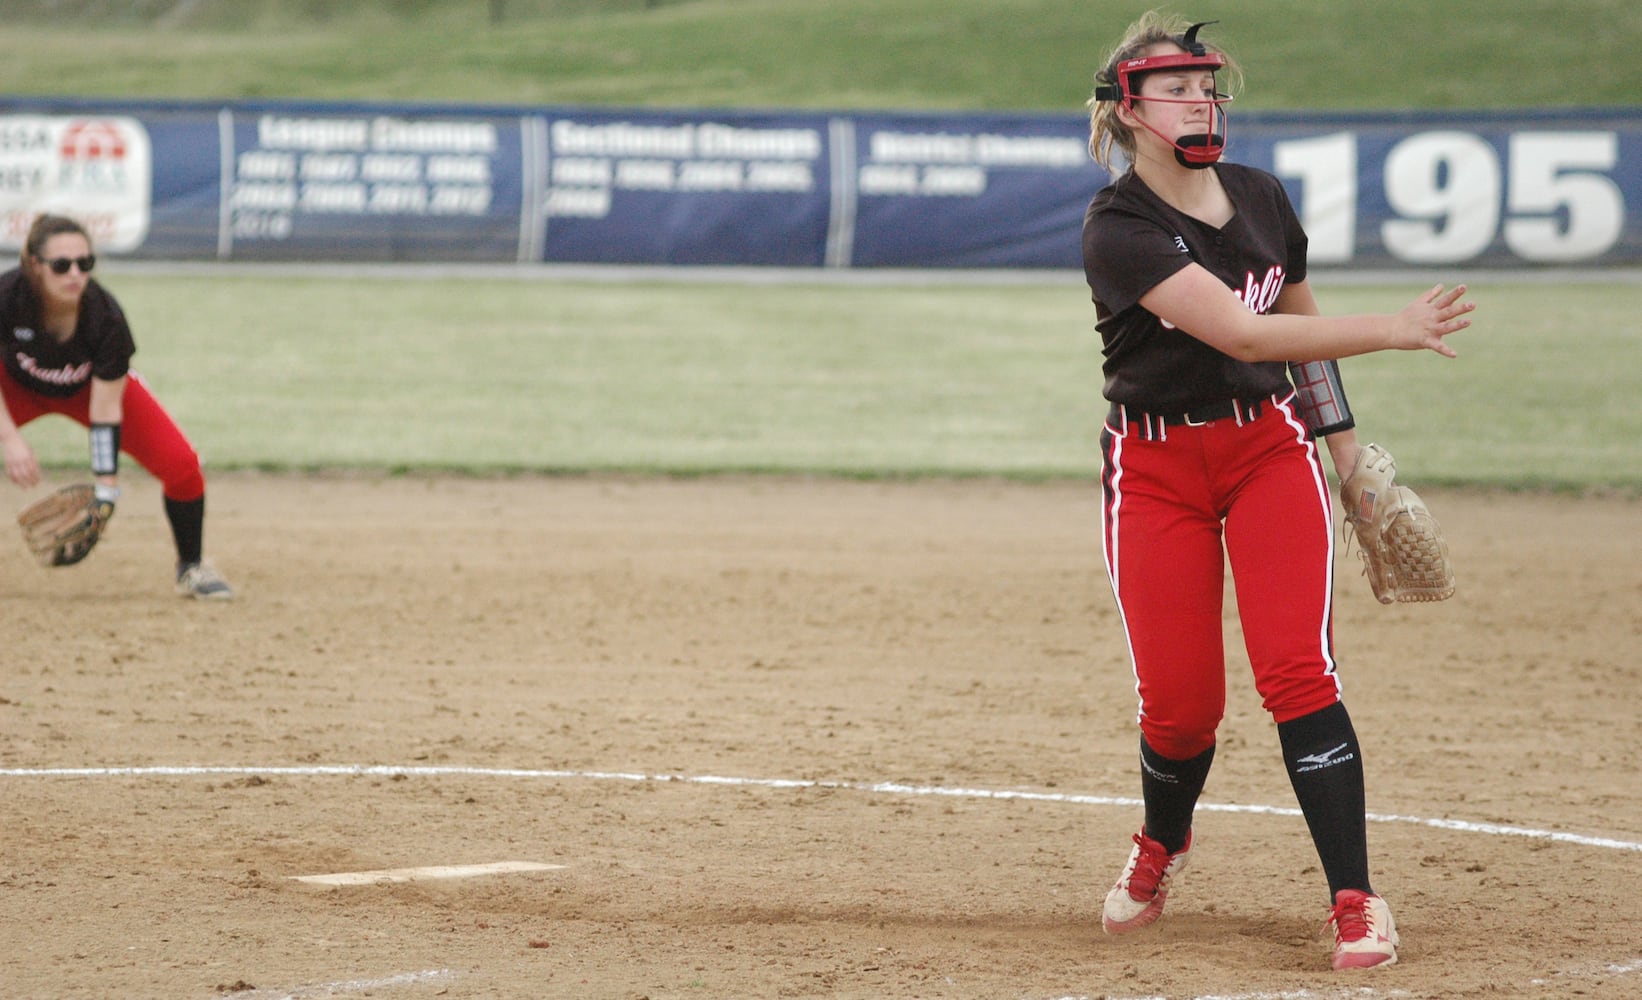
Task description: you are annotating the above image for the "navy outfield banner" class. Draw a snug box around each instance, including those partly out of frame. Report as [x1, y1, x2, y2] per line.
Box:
[526, 109, 834, 267]
[222, 109, 523, 262]
[1228, 107, 1642, 268]
[1, 97, 1638, 269]
[843, 112, 1099, 269]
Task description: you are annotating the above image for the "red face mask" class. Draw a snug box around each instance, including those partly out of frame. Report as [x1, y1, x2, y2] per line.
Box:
[1095, 23, 1232, 170]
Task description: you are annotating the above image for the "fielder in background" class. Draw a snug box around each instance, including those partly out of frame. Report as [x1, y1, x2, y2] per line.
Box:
[1080, 13, 1473, 970]
[0, 213, 233, 600]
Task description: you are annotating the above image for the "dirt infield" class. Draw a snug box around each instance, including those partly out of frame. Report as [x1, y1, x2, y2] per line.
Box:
[3, 473, 1638, 1000]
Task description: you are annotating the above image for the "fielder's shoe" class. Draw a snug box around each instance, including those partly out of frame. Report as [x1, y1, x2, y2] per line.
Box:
[176, 561, 235, 601]
[1102, 829, 1191, 934]
[1325, 888, 1399, 970]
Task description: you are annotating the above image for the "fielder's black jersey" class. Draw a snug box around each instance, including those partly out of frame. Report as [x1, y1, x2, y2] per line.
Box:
[0, 267, 135, 399]
[1082, 162, 1307, 414]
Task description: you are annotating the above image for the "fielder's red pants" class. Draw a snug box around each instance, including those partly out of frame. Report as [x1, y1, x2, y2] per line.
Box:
[1099, 393, 1341, 760]
[0, 368, 206, 502]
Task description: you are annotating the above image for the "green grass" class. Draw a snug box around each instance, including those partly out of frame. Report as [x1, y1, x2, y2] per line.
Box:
[5, 1, 1639, 491]
[17, 270, 1641, 490]
[23, 271, 1104, 478]
[1312, 282, 1641, 491]
[2, 0, 1640, 111]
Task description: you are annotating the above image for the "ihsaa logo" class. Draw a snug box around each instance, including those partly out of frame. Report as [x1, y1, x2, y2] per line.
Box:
[0, 115, 153, 253]
[56, 120, 133, 192]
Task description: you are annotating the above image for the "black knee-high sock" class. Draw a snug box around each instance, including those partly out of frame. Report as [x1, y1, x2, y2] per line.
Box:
[1140, 737, 1215, 855]
[164, 495, 205, 567]
[1278, 701, 1371, 899]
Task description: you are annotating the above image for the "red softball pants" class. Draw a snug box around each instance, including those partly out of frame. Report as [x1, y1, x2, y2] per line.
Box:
[1099, 393, 1341, 760]
[0, 368, 206, 502]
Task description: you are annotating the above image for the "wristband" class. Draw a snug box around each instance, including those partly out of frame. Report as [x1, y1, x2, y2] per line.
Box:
[1286, 361, 1355, 439]
[90, 422, 121, 477]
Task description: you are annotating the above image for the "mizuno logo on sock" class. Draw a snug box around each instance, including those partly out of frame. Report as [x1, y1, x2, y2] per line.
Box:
[1140, 755, 1180, 783]
[1295, 742, 1356, 773]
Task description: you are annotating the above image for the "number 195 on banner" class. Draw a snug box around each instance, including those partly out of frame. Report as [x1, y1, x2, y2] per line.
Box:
[1275, 130, 1624, 265]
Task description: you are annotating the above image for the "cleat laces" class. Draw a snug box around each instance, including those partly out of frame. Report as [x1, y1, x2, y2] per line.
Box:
[1124, 833, 1173, 899]
[1325, 889, 1373, 942]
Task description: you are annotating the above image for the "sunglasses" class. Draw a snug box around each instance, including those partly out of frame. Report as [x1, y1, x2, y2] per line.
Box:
[37, 254, 96, 275]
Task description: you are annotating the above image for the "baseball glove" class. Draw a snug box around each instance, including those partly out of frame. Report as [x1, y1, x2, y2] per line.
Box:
[17, 484, 114, 568]
[1339, 443, 1454, 604]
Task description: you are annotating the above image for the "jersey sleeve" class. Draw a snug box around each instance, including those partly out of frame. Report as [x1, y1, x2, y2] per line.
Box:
[1271, 173, 1309, 284]
[85, 284, 137, 381]
[1082, 203, 1196, 316]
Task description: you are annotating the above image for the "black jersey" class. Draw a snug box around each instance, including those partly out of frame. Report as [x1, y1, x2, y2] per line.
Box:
[0, 268, 135, 399]
[1082, 162, 1308, 413]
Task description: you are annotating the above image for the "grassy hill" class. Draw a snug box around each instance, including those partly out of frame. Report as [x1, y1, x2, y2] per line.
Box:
[5, 1, 1639, 488]
[4, 0, 1640, 112]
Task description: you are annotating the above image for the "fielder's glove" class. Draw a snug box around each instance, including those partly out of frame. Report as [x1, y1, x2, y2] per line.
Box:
[17, 483, 116, 568]
[1339, 443, 1454, 604]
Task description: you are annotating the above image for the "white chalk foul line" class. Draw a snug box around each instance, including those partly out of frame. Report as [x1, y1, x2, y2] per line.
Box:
[289, 860, 564, 886]
[235, 968, 452, 999]
[1084, 991, 1414, 1000]
[1533, 956, 1642, 985]
[5, 763, 1640, 854]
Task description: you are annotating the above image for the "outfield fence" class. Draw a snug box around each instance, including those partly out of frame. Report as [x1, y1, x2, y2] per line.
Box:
[3, 97, 1640, 271]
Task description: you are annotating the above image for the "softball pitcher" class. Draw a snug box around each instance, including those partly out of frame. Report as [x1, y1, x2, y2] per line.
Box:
[1, 214, 233, 599]
[1080, 13, 1473, 969]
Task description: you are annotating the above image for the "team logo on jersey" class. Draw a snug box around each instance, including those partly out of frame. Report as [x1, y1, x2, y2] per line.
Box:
[17, 354, 92, 386]
[1159, 262, 1286, 331]
[13, 326, 34, 342]
[1237, 264, 1286, 315]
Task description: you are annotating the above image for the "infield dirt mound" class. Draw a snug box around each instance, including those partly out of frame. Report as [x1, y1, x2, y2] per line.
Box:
[2, 474, 1638, 999]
